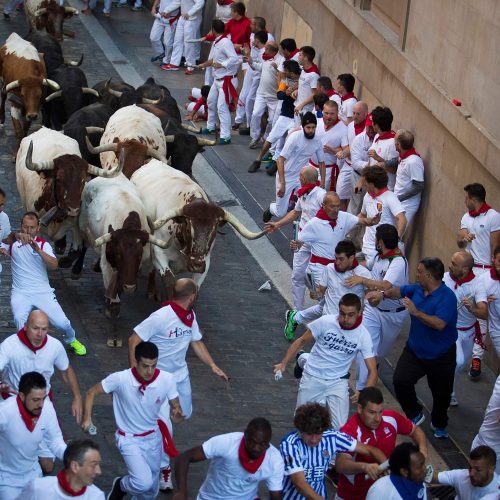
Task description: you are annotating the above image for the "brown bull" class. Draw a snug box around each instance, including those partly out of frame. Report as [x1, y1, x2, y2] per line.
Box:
[26, 0, 79, 42]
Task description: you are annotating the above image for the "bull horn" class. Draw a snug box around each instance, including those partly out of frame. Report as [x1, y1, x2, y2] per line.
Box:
[82, 87, 100, 97]
[142, 96, 161, 105]
[94, 233, 112, 247]
[222, 209, 266, 240]
[85, 126, 105, 134]
[85, 136, 118, 154]
[64, 6, 79, 14]
[182, 123, 201, 133]
[146, 146, 168, 163]
[87, 160, 122, 178]
[105, 80, 122, 98]
[164, 134, 175, 143]
[64, 53, 84, 67]
[152, 208, 184, 229]
[42, 79, 61, 91]
[25, 141, 55, 172]
[5, 80, 20, 92]
[34, 7, 47, 15]
[197, 136, 217, 146]
[149, 234, 169, 248]
[45, 90, 63, 102]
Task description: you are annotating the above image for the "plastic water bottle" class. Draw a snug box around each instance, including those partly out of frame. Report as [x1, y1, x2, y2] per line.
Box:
[87, 424, 97, 436]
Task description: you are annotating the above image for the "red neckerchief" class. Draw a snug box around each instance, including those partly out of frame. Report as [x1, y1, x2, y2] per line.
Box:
[238, 436, 266, 473]
[315, 207, 337, 229]
[324, 118, 340, 131]
[303, 64, 320, 74]
[16, 395, 38, 432]
[161, 301, 195, 327]
[341, 91, 355, 102]
[368, 186, 389, 199]
[469, 203, 492, 218]
[296, 182, 319, 198]
[450, 271, 475, 289]
[326, 89, 338, 98]
[286, 48, 299, 60]
[262, 53, 274, 61]
[221, 0, 233, 4]
[131, 367, 160, 395]
[213, 33, 227, 45]
[334, 258, 359, 273]
[491, 268, 500, 281]
[399, 147, 421, 161]
[380, 248, 402, 260]
[375, 131, 396, 142]
[354, 118, 367, 136]
[17, 327, 47, 353]
[57, 470, 86, 497]
[340, 314, 363, 330]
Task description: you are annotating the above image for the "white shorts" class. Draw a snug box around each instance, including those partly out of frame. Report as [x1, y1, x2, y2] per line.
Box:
[336, 165, 352, 200]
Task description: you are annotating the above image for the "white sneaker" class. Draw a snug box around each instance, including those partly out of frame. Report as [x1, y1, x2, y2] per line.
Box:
[249, 138, 261, 149]
[450, 393, 458, 407]
[159, 466, 173, 491]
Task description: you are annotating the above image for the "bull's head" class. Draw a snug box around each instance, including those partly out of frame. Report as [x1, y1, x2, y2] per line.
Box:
[104, 79, 162, 107]
[85, 134, 173, 178]
[26, 140, 123, 218]
[34, 4, 79, 42]
[151, 199, 267, 273]
[93, 211, 168, 293]
[6, 77, 60, 120]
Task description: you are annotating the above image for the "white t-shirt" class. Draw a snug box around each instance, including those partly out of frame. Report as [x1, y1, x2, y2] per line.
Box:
[280, 130, 325, 182]
[460, 209, 500, 266]
[0, 333, 69, 394]
[369, 135, 398, 190]
[367, 475, 428, 500]
[212, 35, 240, 79]
[295, 186, 326, 231]
[475, 375, 500, 460]
[277, 51, 300, 72]
[361, 190, 405, 255]
[10, 237, 55, 293]
[254, 55, 284, 99]
[394, 154, 424, 204]
[313, 118, 347, 165]
[351, 130, 374, 175]
[369, 254, 408, 310]
[299, 212, 359, 260]
[134, 304, 202, 381]
[0, 210, 11, 275]
[305, 314, 374, 379]
[438, 469, 500, 500]
[19, 476, 105, 499]
[319, 263, 371, 316]
[443, 272, 483, 329]
[339, 96, 357, 122]
[156, 0, 180, 25]
[476, 271, 500, 333]
[296, 68, 320, 113]
[198, 431, 284, 500]
[101, 368, 178, 435]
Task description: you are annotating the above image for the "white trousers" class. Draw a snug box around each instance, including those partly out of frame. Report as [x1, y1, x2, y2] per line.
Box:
[291, 244, 311, 310]
[336, 165, 352, 200]
[3, 0, 22, 14]
[454, 326, 475, 395]
[296, 301, 324, 324]
[170, 17, 201, 68]
[471, 267, 489, 360]
[297, 371, 349, 430]
[207, 77, 237, 141]
[235, 67, 255, 126]
[0, 469, 41, 500]
[117, 431, 162, 500]
[401, 197, 420, 229]
[267, 115, 294, 160]
[149, 19, 178, 64]
[11, 289, 76, 343]
[357, 305, 408, 390]
[269, 175, 300, 218]
[250, 95, 278, 141]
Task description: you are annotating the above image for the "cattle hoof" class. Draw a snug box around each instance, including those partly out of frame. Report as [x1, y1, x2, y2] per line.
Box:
[105, 301, 120, 319]
[106, 335, 123, 347]
[92, 259, 102, 273]
[58, 256, 73, 268]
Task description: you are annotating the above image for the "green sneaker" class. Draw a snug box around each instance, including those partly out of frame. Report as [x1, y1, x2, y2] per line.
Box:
[261, 152, 273, 163]
[69, 339, 87, 356]
[284, 309, 298, 341]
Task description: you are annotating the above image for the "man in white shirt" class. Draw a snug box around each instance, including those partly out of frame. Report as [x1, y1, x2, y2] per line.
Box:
[173, 417, 284, 500]
[82, 341, 183, 500]
[367, 443, 428, 499]
[2, 212, 86, 356]
[457, 183, 500, 379]
[128, 277, 228, 489]
[293, 46, 320, 124]
[167, 0, 205, 72]
[309, 100, 347, 191]
[472, 375, 500, 474]
[0, 371, 66, 500]
[265, 166, 325, 311]
[20, 439, 105, 499]
[274, 293, 377, 429]
[358, 166, 407, 269]
[336, 73, 357, 125]
[263, 112, 325, 221]
[149, 0, 180, 67]
[0, 188, 11, 284]
[431, 445, 500, 499]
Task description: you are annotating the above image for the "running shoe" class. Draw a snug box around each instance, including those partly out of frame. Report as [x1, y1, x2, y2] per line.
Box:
[294, 350, 305, 379]
[410, 412, 425, 426]
[284, 309, 298, 341]
[69, 339, 87, 356]
[107, 477, 125, 500]
[469, 357, 481, 380]
[218, 138, 231, 145]
[159, 466, 173, 491]
[449, 393, 458, 407]
[430, 423, 449, 439]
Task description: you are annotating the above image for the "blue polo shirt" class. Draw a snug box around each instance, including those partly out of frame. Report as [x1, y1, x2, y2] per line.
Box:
[400, 283, 457, 359]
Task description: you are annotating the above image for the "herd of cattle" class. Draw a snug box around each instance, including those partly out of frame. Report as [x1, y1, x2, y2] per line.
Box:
[0, 11, 266, 317]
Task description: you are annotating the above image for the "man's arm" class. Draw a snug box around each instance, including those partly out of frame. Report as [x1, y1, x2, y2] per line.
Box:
[397, 181, 424, 202]
[173, 445, 207, 500]
[336, 452, 383, 481]
[319, 161, 326, 189]
[382, 156, 399, 174]
[81, 382, 105, 432]
[59, 365, 83, 424]
[269, 492, 282, 500]
[456, 228, 474, 249]
[190, 340, 229, 382]
[169, 396, 185, 423]
[394, 212, 407, 239]
[403, 299, 447, 330]
[357, 212, 381, 227]
[491, 230, 500, 257]
[410, 425, 428, 458]
[294, 92, 316, 115]
[365, 287, 402, 307]
[265, 209, 300, 233]
[274, 330, 314, 374]
[463, 297, 488, 320]
[31, 239, 58, 270]
[288, 471, 323, 500]
[276, 156, 286, 198]
[128, 332, 142, 367]
[364, 357, 378, 389]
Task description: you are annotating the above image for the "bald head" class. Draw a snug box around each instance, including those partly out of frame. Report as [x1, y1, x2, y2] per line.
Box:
[300, 166, 319, 184]
[353, 101, 368, 124]
[265, 41, 279, 55]
[24, 310, 49, 348]
[324, 192, 340, 204]
[454, 251, 474, 271]
[26, 309, 49, 327]
[396, 129, 414, 151]
[173, 278, 198, 300]
[322, 192, 341, 219]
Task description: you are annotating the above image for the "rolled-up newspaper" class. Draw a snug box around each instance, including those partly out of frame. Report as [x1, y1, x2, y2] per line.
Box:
[274, 370, 283, 381]
[364, 459, 389, 479]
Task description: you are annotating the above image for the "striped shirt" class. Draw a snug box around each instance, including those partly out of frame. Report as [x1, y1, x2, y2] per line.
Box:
[280, 429, 357, 499]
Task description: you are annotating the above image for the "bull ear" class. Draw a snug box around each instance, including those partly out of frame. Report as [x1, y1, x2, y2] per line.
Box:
[108, 224, 114, 232]
[172, 216, 185, 224]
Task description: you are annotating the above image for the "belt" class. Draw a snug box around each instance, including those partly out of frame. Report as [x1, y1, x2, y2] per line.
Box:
[118, 429, 155, 437]
[310, 160, 337, 168]
[216, 75, 237, 81]
[377, 306, 406, 313]
[457, 324, 475, 331]
[340, 372, 350, 380]
[310, 255, 335, 265]
[473, 264, 492, 269]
